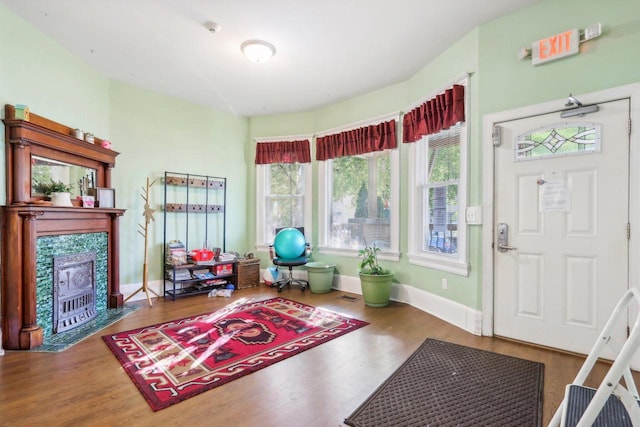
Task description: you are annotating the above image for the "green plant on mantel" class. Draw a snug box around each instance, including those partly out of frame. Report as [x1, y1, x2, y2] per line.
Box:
[33, 180, 72, 196]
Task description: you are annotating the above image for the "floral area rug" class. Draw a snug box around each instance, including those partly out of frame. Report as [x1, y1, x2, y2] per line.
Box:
[102, 297, 368, 411]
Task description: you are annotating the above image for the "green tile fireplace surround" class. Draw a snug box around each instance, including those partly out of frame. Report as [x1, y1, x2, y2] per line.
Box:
[36, 232, 108, 339]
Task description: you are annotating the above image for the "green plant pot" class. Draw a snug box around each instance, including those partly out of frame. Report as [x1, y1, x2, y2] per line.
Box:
[359, 272, 394, 307]
[306, 262, 336, 293]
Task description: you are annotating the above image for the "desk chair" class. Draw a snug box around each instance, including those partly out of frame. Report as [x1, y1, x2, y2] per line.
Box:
[270, 227, 310, 293]
[549, 287, 640, 427]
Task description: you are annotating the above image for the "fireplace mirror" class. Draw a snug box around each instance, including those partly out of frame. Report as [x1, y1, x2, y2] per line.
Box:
[31, 155, 96, 199]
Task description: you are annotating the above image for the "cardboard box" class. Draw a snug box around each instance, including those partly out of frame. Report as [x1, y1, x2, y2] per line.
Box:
[237, 258, 260, 289]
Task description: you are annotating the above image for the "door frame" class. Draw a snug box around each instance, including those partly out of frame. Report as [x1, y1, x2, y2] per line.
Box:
[482, 82, 640, 337]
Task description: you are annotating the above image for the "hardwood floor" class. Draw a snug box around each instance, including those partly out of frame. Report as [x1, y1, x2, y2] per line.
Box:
[0, 286, 617, 426]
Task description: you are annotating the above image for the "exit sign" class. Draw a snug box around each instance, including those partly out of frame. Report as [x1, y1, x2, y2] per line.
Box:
[531, 29, 579, 65]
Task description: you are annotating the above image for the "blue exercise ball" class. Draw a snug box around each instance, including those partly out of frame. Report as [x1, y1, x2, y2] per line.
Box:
[274, 228, 306, 259]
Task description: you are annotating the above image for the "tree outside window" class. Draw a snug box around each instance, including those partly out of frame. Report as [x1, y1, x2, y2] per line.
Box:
[329, 152, 391, 249]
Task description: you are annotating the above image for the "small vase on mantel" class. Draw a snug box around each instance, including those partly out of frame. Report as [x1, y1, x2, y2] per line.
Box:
[50, 192, 73, 207]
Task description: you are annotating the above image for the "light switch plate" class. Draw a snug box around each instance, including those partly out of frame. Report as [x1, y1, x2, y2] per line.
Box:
[465, 206, 482, 225]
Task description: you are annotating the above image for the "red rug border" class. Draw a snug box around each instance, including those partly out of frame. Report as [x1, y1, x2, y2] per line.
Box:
[102, 297, 368, 411]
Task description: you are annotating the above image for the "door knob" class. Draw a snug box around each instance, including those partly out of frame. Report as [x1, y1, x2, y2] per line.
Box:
[497, 223, 517, 253]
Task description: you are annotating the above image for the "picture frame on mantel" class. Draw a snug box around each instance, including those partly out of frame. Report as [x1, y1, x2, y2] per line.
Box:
[89, 187, 115, 208]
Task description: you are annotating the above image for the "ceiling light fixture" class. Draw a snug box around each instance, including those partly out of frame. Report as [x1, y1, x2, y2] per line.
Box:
[241, 39, 276, 64]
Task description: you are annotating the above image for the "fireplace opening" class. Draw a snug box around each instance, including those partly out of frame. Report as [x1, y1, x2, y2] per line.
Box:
[53, 251, 98, 333]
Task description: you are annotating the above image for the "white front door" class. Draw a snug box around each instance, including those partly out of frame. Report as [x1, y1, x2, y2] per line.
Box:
[493, 98, 630, 355]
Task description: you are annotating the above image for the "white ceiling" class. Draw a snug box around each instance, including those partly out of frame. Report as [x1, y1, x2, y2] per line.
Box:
[2, 0, 539, 117]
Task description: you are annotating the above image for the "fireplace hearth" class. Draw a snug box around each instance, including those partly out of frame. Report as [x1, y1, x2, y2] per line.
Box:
[53, 252, 98, 333]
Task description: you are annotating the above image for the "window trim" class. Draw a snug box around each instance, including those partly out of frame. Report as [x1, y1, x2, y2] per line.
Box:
[255, 136, 312, 251]
[317, 115, 401, 260]
[407, 78, 470, 276]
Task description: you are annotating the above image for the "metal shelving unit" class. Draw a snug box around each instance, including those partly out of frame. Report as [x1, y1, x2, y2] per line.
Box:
[162, 171, 234, 300]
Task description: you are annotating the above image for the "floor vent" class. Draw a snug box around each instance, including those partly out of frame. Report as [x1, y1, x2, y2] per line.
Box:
[339, 295, 359, 302]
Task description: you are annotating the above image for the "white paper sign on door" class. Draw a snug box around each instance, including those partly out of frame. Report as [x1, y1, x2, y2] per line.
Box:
[539, 179, 571, 212]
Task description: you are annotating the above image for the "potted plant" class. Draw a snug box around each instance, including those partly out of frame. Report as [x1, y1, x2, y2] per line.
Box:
[33, 180, 73, 206]
[33, 179, 72, 196]
[358, 244, 394, 307]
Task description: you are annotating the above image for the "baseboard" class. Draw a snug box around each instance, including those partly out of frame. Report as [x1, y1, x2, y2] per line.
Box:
[397, 284, 482, 336]
[121, 273, 483, 336]
[330, 273, 482, 336]
[121, 280, 164, 303]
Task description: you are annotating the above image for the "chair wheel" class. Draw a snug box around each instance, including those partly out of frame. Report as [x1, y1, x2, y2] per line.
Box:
[277, 287, 283, 293]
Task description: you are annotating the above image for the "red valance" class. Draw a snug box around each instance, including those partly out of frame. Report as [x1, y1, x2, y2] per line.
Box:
[402, 84, 465, 144]
[255, 139, 311, 165]
[316, 119, 396, 161]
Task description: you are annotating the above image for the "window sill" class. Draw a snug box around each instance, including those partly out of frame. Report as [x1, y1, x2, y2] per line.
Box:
[407, 252, 469, 276]
[317, 246, 400, 262]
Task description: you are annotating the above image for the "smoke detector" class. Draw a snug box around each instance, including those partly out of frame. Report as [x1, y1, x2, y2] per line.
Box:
[204, 21, 221, 33]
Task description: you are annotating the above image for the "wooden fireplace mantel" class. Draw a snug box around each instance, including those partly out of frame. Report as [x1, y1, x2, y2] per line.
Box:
[1, 105, 126, 350]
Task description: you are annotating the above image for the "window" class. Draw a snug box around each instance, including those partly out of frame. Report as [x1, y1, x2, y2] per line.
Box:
[515, 122, 600, 161]
[256, 162, 311, 246]
[423, 125, 460, 254]
[255, 138, 312, 248]
[317, 116, 400, 259]
[267, 163, 305, 237]
[328, 152, 391, 250]
[407, 81, 468, 275]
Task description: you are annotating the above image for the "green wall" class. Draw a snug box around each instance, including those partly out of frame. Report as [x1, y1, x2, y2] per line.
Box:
[0, 6, 110, 136]
[0, 4, 110, 204]
[107, 81, 248, 283]
[479, 0, 640, 115]
[1, 0, 639, 311]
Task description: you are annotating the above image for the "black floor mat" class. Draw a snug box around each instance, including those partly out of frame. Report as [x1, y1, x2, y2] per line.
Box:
[345, 338, 544, 427]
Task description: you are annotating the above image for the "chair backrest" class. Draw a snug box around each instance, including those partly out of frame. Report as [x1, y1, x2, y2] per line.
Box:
[273, 227, 308, 258]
